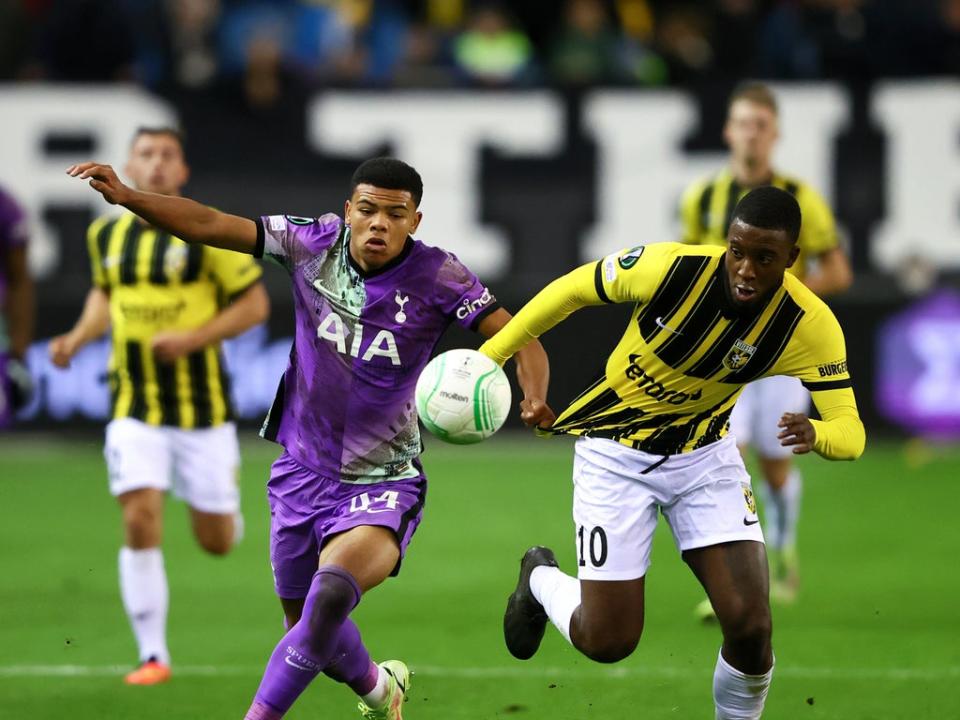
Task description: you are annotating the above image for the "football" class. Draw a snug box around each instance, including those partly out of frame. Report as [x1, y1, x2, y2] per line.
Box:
[415, 348, 512, 444]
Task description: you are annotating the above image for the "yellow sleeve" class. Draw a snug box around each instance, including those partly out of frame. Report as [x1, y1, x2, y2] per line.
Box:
[780, 298, 864, 460]
[796, 184, 838, 257]
[479, 244, 673, 365]
[679, 179, 708, 244]
[809, 387, 865, 460]
[206, 245, 263, 300]
[86, 217, 110, 289]
[478, 262, 600, 366]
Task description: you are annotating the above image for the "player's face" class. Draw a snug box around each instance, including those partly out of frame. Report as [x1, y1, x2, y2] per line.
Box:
[125, 133, 189, 196]
[345, 184, 422, 272]
[724, 219, 799, 309]
[723, 100, 778, 167]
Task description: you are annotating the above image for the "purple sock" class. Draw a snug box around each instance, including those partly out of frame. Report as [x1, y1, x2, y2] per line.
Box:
[323, 617, 379, 696]
[245, 566, 362, 719]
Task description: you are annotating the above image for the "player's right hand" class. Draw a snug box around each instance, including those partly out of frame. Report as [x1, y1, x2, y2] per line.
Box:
[48, 334, 79, 368]
[66, 162, 132, 205]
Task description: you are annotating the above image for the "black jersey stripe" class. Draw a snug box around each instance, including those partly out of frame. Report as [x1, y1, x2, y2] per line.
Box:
[215, 353, 235, 421]
[148, 232, 172, 284]
[783, 180, 800, 196]
[96, 219, 113, 265]
[155, 356, 180, 426]
[631, 388, 739, 455]
[125, 340, 148, 420]
[698, 182, 714, 237]
[594, 261, 612, 303]
[188, 350, 213, 427]
[654, 266, 726, 369]
[722, 179, 741, 235]
[118, 223, 142, 285]
[685, 309, 764, 379]
[552, 387, 622, 430]
[722, 294, 805, 383]
[802, 378, 852, 391]
[636, 255, 711, 341]
[182, 243, 203, 283]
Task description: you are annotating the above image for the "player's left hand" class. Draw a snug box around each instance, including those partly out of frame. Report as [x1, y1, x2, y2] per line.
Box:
[778, 412, 815, 454]
[151, 331, 201, 363]
[520, 397, 556, 429]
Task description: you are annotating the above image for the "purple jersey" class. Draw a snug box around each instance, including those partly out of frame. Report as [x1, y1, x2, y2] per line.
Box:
[0, 187, 28, 315]
[255, 214, 498, 483]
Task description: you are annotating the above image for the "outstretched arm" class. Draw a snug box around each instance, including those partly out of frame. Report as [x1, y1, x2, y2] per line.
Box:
[477, 308, 555, 428]
[479, 263, 602, 366]
[67, 162, 257, 254]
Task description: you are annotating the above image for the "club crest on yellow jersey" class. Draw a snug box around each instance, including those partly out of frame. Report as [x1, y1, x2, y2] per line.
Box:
[164, 244, 188, 278]
[723, 338, 757, 371]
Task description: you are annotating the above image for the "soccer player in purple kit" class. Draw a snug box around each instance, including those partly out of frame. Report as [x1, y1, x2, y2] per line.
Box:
[0, 184, 34, 428]
[68, 156, 554, 719]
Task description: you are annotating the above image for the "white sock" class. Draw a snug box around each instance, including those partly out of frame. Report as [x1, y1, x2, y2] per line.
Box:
[361, 665, 390, 708]
[118, 547, 170, 665]
[529, 565, 580, 644]
[713, 649, 773, 720]
[232, 511, 245, 546]
[779, 470, 802, 549]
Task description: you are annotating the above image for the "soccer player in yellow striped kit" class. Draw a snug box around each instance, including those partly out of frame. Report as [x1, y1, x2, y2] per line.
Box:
[481, 186, 864, 719]
[680, 82, 853, 609]
[49, 127, 269, 685]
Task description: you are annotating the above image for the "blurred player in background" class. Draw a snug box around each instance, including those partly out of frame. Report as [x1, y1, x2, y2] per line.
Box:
[482, 187, 864, 720]
[679, 82, 852, 609]
[50, 128, 269, 685]
[67, 155, 553, 719]
[0, 185, 34, 428]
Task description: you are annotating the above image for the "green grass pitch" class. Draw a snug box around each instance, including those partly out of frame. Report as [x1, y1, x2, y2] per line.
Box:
[1, 433, 958, 719]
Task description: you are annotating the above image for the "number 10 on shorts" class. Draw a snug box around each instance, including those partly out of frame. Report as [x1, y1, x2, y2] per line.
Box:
[578, 525, 608, 567]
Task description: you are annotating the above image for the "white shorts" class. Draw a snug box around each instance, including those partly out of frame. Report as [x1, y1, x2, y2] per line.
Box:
[729, 375, 810, 459]
[572, 435, 763, 581]
[104, 417, 241, 514]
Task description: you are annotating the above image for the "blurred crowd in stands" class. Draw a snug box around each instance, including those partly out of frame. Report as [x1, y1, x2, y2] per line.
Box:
[2, 0, 959, 108]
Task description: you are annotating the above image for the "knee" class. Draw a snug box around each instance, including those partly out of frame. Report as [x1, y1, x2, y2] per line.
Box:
[122, 504, 161, 546]
[197, 533, 232, 556]
[574, 617, 643, 664]
[306, 571, 360, 636]
[578, 634, 640, 664]
[722, 605, 772, 654]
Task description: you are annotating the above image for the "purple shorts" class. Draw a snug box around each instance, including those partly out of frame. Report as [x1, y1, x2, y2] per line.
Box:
[267, 451, 428, 599]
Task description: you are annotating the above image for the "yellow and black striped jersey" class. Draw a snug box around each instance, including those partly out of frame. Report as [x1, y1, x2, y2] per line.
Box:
[481, 242, 864, 460]
[679, 168, 838, 280]
[87, 212, 262, 428]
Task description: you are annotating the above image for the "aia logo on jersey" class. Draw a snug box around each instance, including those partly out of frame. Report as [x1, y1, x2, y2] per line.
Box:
[723, 339, 757, 371]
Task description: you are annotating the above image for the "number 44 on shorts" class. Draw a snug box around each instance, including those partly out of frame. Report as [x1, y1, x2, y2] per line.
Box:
[578, 525, 608, 568]
[349, 490, 400, 514]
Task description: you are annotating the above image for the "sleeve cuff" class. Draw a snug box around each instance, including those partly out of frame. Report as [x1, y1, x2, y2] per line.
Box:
[253, 218, 265, 259]
[593, 261, 612, 303]
[469, 301, 501, 331]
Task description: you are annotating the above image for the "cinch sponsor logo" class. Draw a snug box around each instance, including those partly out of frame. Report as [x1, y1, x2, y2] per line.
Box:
[625, 354, 702, 405]
[455, 288, 493, 320]
[438, 390, 469, 403]
[817, 360, 848, 377]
